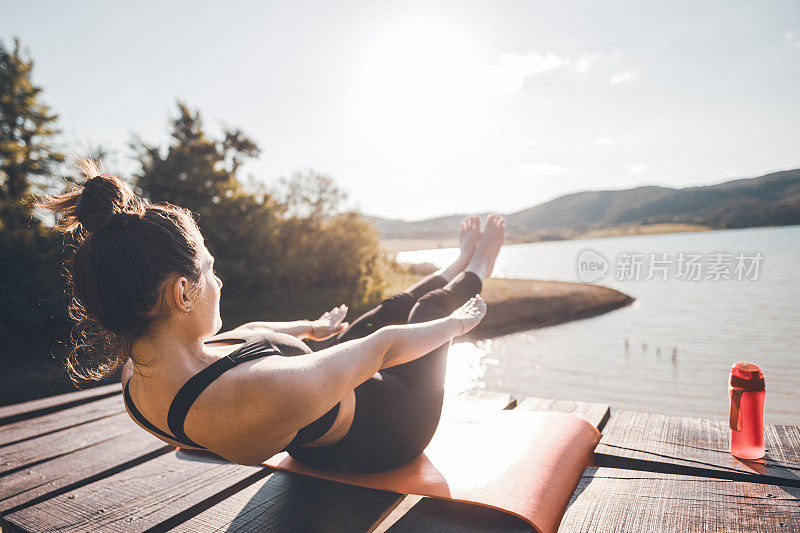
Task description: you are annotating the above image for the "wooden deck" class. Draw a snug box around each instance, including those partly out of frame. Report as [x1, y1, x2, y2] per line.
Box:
[1, 386, 798, 532]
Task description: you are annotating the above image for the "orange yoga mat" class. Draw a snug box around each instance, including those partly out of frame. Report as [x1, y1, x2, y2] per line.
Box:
[264, 410, 600, 533]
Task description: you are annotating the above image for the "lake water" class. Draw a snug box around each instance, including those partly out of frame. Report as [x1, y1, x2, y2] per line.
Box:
[397, 225, 800, 425]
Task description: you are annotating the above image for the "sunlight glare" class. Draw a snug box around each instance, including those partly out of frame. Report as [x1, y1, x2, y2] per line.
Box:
[357, 19, 486, 143]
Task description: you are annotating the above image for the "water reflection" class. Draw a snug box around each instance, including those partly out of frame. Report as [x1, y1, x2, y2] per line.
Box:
[405, 226, 800, 425]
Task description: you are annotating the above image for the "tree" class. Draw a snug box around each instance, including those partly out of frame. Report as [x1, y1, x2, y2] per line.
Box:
[270, 170, 392, 312]
[0, 38, 64, 230]
[132, 102, 284, 322]
[274, 169, 349, 219]
[0, 38, 72, 404]
[133, 103, 250, 216]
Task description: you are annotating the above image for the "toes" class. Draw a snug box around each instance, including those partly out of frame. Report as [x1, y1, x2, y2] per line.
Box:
[462, 216, 480, 233]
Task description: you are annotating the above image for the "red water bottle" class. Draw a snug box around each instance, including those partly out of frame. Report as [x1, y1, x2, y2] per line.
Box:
[729, 362, 766, 460]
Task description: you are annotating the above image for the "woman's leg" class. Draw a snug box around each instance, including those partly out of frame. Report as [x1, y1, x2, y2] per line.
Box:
[333, 216, 482, 343]
[287, 270, 483, 472]
[287, 216, 505, 472]
[332, 271, 448, 343]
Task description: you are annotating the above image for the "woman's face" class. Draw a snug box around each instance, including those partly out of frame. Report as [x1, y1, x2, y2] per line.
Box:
[192, 245, 224, 337]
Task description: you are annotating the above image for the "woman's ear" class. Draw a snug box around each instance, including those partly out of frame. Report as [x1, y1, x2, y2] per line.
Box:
[171, 276, 194, 312]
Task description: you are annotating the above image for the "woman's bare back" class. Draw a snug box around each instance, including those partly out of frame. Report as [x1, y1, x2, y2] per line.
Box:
[121, 328, 357, 459]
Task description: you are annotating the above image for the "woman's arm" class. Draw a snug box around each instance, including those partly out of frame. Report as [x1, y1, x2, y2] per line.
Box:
[221, 296, 484, 464]
[247, 316, 463, 428]
[234, 320, 313, 339]
[234, 304, 349, 341]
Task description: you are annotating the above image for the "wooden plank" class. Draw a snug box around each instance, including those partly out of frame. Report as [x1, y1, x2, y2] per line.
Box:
[594, 410, 800, 486]
[170, 471, 404, 533]
[1, 450, 271, 533]
[516, 397, 610, 431]
[0, 413, 147, 476]
[0, 429, 170, 515]
[0, 394, 125, 447]
[0, 384, 121, 426]
[1, 391, 589, 533]
[559, 467, 800, 532]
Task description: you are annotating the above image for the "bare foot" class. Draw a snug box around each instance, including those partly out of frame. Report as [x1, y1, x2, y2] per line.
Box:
[435, 215, 483, 281]
[466, 214, 506, 280]
[458, 215, 482, 262]
[450, 295, 487, 335]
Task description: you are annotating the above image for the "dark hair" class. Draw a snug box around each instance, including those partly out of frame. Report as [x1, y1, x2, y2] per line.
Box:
[35, 158, 206, 384]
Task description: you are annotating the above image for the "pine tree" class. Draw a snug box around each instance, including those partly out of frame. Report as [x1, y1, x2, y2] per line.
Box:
[133, 102, 258, 214]
[0, 39, 71, 403]
[0, 38, 64, 230]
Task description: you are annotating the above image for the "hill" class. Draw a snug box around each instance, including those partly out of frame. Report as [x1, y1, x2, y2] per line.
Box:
[367, 169, 800, 245]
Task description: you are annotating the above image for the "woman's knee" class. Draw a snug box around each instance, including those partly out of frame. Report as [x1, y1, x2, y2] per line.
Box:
[407, 288, 461, 323]
[378, 292, 418, 321]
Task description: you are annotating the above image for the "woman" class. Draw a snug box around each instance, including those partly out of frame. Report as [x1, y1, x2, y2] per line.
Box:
[37, 159, 505, 473]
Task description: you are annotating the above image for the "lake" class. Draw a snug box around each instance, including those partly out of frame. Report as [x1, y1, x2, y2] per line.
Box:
[397, 225, 800, 425]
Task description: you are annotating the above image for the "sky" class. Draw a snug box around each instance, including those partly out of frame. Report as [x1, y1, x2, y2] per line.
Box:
[3, 0, 800, 220]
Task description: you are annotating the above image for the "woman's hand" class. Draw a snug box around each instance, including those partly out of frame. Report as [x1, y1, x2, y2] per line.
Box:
[306, 304, 349, 341]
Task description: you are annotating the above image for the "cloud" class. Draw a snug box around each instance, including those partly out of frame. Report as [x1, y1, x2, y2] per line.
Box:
[476, 50, 629, 95]
[595, 136, 618, 146]
[480, 52, 568, 96]
[520, 162, 567, 176]
[609, 71, 638, 84]
[626, 164, 648, 175]
[786, 30, 800, 48]
[575, 54, 602, 73]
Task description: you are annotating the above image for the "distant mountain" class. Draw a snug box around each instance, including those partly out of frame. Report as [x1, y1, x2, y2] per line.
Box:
[366, 169, 800, 242]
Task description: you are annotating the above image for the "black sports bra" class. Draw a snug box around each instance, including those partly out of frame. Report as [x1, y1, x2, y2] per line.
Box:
[122, 330, 340, 451]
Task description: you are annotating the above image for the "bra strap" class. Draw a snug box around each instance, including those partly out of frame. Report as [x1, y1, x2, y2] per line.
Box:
[124, 379, 191, 446]
[167, 340, 280, 447]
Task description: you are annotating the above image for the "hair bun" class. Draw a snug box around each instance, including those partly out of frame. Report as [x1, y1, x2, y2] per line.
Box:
[34, 157, 144, 234]
[77, 175, 141, 233]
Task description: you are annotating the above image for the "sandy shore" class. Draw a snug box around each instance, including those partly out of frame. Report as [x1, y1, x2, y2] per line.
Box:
[460, 277, 634, 339]
[382, 266, 634, 339]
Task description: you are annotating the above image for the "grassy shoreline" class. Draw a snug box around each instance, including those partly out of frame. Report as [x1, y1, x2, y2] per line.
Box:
[381, 223, 711, 252]
[462, 277, 634, 340]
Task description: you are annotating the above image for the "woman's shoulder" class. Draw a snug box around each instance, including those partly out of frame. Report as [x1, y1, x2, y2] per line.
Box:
[212, 328, 313, 357]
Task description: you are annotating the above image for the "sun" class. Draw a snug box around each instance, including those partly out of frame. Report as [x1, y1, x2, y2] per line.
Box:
[356, 19, 486, 144]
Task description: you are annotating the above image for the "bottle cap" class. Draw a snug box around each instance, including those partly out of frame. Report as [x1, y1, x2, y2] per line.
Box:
[729, 362, 765, 432]
[729, 361, 765, 391]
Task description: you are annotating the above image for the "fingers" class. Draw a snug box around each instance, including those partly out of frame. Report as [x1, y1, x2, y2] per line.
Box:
[321, 305, 348, 321]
